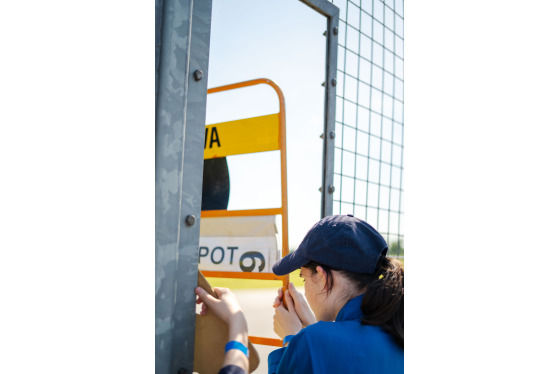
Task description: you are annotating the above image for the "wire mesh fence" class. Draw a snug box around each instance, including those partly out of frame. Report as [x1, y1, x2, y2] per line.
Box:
[330, 0, 404, 258]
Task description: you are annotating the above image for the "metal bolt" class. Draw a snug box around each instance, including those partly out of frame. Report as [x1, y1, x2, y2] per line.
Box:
[323, 31, 327, 36]
[331, 78, 337, 86]
[328, 185, 335, 194]
[194, 70, 203, 81]
[319, 187, 323, 192]
[333, 27, 338, 35]
[329, 131, 336, 139]
[322, 81, 325, 87]
[186, 215, 196, 227]
[320, 133, 324, 139]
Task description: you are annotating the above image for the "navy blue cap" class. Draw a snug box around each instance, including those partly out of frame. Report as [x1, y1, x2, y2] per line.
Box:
[272, 214, 388, 276]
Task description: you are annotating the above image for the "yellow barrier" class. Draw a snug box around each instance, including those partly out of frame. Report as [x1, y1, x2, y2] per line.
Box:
[204, 113, 280, 159]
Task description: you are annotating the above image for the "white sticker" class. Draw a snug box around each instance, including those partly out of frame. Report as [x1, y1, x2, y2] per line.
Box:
[198, 236, 279, 273]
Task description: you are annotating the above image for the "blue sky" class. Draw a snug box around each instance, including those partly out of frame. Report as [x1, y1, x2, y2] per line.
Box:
[207, 0, 330, 249]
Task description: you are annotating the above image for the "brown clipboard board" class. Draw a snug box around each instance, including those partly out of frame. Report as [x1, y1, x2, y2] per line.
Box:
[194, 270, 260, 373]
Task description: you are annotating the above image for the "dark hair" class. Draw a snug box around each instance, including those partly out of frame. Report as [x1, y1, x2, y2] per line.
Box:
[303, 257, 404, 348]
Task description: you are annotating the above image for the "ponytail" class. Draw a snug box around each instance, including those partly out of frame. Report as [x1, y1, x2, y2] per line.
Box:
[361, 257, 404, 348]
[302, 257, 404, 348]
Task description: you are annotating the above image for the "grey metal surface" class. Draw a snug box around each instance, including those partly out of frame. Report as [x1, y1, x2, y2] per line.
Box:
[300, 0, 339, 218]
[155, 0, 163, 104]
[300, 0, 339, 17]
[155, 0, 212, 372]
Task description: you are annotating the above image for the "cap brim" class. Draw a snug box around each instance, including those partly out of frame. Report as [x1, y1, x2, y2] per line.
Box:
[272, 249, 309, 276]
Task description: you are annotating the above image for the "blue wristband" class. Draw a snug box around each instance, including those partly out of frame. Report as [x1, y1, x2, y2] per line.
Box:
[225, 341, 249, 357]
[282, 335, 295, 347]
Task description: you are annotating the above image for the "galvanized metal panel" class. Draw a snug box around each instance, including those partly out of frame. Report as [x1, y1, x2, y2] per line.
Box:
[155, 0, 212, 372]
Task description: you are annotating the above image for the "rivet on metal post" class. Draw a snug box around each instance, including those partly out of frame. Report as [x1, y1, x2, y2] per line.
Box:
[331, 78, 337, 86]
[329, 131, 336, 139]
[323, 30, 327, 36]
[328, 185, 335, 194]
[319, 187, 323, 192]
[185, 215, 196, 227]
[194, 70, 204, 81]
[333, 27, 338, 35]
[322, 81, 325, 87]
[320, 133, 324, 139]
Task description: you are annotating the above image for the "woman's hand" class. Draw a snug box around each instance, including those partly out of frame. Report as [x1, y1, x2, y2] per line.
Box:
[195, 286, 244, 326]
[273, 283, 317, 327]
[273, 287, 303, 339]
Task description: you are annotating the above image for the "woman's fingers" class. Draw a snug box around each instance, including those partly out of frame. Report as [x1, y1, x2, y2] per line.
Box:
[272, 300, 302, 338]
[195, 287, 217, 306]
[284, 288, 295, 313]
[213, 287, 230, 298]
[288, 282, 304, 304]
[287, 283, 304, 311]
[272, 287, 283, 308]
[287, 282, 317, 327]
[273, 304, 286, 336]
[200, 302, 208, 315]
[195, 287, 213, 316]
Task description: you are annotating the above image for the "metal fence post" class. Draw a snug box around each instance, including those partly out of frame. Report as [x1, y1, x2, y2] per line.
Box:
[155, 0, 213, 372]
[299, 0, 339, 218]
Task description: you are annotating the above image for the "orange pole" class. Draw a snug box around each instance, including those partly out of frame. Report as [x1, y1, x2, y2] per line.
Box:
[201, 270, 284, 281]
[200, 208, 282, 218]
[249, 336, 283, 347]
[275, 82, 290, 297]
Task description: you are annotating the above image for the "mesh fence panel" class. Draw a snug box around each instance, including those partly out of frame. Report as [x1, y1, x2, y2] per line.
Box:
[330, 0, 404, 258]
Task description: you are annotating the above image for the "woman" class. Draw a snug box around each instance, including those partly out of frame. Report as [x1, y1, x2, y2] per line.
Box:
[196, 214, 404, 373]
[269, 214, 404, 373]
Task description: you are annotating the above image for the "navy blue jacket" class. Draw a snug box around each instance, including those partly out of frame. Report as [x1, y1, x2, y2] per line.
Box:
[268, 294, 403, 374]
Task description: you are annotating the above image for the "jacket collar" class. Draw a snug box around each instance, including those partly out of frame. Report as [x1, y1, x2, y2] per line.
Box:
[335, 294, 364, 322]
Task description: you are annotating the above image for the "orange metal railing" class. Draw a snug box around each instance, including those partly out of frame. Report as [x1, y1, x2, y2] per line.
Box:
[201, 79, 289, 347]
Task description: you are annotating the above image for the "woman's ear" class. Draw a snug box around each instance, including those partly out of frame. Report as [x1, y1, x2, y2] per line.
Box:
[315, 265, 328, 289]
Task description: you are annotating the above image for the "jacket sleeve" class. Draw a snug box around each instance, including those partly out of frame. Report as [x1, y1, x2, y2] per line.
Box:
[267, 332, 313, 374]
[267, 347, 286, 374]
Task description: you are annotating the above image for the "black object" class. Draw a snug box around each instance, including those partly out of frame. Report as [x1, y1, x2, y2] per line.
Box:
[201, 157, 230, 211]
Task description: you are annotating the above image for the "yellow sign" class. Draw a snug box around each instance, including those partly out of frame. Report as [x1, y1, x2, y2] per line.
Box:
[203, 113, 280, 159]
